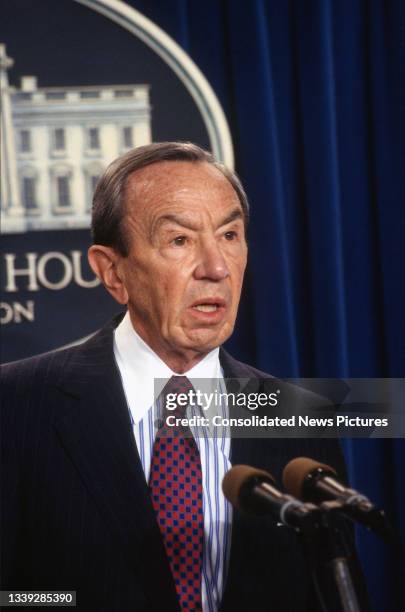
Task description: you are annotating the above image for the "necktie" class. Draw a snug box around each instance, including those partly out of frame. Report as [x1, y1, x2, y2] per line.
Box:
[149, 376, 204, 610]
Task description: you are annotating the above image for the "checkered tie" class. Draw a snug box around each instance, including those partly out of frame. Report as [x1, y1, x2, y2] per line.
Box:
[149, 376, 204, 610]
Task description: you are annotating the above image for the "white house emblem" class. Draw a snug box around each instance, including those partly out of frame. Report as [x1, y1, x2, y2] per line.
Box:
[1, 43, 152, 234]
[0, 0, 233, 362]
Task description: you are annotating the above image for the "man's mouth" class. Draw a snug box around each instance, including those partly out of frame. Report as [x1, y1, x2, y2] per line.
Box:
[190, 298, 227, 315]
[193, 304, 219, 313]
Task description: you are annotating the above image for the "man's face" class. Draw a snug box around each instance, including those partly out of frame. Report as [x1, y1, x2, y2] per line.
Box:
[116, 161, 248, 364]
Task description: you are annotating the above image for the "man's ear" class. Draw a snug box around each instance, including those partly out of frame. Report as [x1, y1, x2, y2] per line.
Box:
[88, 245, 128, 305]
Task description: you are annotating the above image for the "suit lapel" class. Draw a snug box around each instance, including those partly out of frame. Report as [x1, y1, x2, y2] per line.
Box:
[52, 320, 180, 611]
[219, 348, 267, 466]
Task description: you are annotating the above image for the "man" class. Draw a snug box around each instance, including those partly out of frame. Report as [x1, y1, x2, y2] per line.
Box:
[1, 142, 357, 611]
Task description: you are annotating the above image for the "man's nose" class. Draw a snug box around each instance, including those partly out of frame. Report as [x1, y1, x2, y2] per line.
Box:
[194, 239, 230, 281]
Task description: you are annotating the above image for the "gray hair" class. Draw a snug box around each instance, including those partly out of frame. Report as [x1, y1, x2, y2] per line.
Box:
[91, 141, 249, 256]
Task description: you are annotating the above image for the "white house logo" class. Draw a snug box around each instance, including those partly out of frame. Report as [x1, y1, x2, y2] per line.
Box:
[1, 43, 152, 233]
[0, 0, 233, 362]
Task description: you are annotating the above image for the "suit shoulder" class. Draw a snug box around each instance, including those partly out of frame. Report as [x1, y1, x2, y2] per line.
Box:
[0, 323, 114, 403]
[238, 362, 274, 379]
[219, 348, 273, 379]
[220, 350, 338, 410]
[1, 345, 79, 393]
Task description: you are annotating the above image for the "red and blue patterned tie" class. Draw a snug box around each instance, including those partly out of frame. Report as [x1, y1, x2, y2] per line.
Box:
[149, 376, 204, 610]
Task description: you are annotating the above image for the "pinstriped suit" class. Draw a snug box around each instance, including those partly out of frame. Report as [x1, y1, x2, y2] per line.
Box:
[1, 316, 352, 611]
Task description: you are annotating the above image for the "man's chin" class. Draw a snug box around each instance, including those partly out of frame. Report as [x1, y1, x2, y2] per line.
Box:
[179, 326, 233, 354]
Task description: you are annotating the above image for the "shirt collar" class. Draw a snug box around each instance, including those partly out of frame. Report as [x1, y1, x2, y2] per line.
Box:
[113, 311, 222, 424]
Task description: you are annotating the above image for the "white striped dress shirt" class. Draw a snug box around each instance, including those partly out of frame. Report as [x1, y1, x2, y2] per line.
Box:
[113, 312, 232, 612]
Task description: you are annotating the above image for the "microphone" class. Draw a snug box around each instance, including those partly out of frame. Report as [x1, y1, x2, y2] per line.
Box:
[282, 457, 390, 539]
[222, 465, 322, 532]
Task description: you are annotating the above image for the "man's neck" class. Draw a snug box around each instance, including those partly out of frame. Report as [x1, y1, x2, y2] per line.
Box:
[128, 313, 210, 374]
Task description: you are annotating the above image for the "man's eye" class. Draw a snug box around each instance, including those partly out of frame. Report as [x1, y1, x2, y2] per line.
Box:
[224, 231, 237, 241]
[172, 236, 187, 246]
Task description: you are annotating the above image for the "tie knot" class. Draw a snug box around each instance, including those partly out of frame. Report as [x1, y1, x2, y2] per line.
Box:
[161, 375, 194, 418]
[165, 375, 193, 394]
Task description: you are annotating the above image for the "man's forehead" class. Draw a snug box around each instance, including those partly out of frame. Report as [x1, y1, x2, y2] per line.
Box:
[125, 160, 240, 213]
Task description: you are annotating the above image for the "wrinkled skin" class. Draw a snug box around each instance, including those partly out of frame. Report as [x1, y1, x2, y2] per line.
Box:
[89, 161, 248, 373]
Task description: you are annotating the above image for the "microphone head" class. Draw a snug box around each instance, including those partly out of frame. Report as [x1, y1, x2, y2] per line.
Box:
[282, 457, 337, 500]
[222, 465, 275, 510]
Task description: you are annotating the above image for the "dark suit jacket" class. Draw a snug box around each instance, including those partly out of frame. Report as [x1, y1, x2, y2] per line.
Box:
[1, 317, 355, 611]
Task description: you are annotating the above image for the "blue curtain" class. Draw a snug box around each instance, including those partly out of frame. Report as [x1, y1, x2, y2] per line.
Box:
[139, 1, 405, 608]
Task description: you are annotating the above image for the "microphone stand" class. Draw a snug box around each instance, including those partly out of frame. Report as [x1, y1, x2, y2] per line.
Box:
[298, 501, 362, 612]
